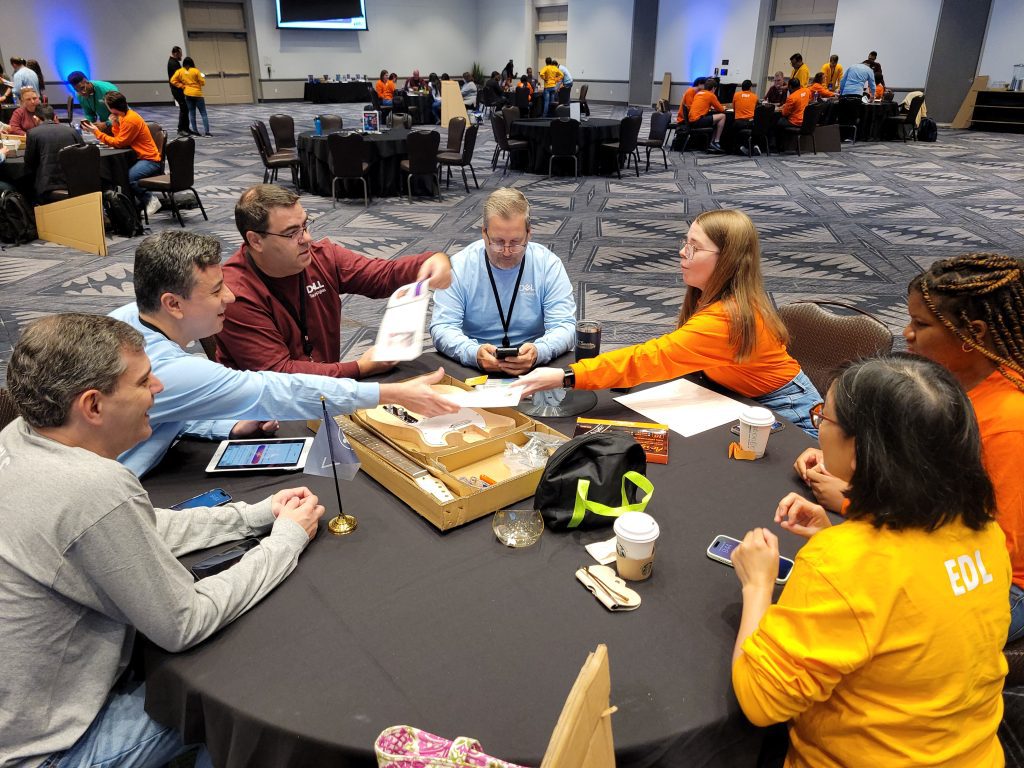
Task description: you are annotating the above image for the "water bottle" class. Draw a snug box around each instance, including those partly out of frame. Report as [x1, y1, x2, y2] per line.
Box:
[314, 117, 322, 136]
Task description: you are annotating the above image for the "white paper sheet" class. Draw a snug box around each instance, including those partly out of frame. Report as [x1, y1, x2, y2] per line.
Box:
[372, 280, 431, 361]
[613, 378, 747, 437]
[441, 384, 525, 408]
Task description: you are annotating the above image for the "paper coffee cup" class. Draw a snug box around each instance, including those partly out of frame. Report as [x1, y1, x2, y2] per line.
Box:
[738, 406, 774, 459]
[614, 512, 660, 581]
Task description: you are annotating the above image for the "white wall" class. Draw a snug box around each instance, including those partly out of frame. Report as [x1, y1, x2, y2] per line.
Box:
[978, 0, 1024, 85]
[252, 0, 479, 80]
[831, 0, 940, 89]
[477, 0, 531, 76]
[0, 0, 184, 99]
[653, 0, 762, 87]
[566, 0, 633, 81]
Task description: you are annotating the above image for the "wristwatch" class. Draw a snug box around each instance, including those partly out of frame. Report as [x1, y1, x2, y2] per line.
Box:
[562, 367, 575, 389]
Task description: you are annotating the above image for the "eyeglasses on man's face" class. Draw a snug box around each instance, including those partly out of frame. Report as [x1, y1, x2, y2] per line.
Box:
[679, 240, 720, 262]
[484, 228, 528, 255]
[809, 402, 838, 430]
[257, 216, 313, 243]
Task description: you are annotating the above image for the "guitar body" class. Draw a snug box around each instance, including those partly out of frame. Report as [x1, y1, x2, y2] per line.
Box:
[361, 385, 516, 453]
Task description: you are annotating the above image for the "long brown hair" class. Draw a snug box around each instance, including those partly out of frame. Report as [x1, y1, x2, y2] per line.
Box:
[677, 209, 787, 361]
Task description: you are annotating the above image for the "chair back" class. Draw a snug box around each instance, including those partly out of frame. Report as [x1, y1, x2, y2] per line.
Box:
[250, 124, 271, 165]
[65, 95, 74, 123]
[489, 113, 511, 151]
[164, 136, 196, 191]
[557, 86, 571, 105]
[514, 86, 531, 111]
[539, 645, 615, 768]
[460, 123, 479, 163]
[625, 105, 643, 118]
[58, 143, 101, 197]
[555, 105, 571, 119]
[549, 118, 579, 155]
[446, 116, 466, 152]
[0, 388, 18, 431]
[778, 301, 894, 396]
[405, 130, 440, 175]
[799, 103, 824, 135]
[579, 84, 589, 102]
[318, 113, 343, 132]
[269, 114, 296, 149]
[255, 120, 276, 154]
[647, 110, 671, 142]
[392, 91, 408, 114]
[501, 106, 521, 132]
[752, 103, 776, 136]
[389, 112, 412, 129]
[905, 94, 925, 123]
[1006, 638, 1024, 687]
[617, 114, 642, 153]
[327, 132, 367, 178]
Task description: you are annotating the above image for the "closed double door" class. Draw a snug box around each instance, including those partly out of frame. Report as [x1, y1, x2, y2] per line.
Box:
[186, 31, 252, 104]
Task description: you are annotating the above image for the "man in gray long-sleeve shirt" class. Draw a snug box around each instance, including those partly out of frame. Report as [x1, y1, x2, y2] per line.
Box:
[0, 313, 323, 768]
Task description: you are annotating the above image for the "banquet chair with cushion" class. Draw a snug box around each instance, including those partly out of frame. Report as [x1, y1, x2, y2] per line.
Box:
[0, 388, 18, 430]
[548, 117, 579, 178]
[437, 123, 479, 192]
[400, 130, 441, 202]
[269, 114, 296, 150]
[885, 94, 924, 142]
[530, 91, 545, 117]
[52, 144, 101, 200]
[777, 301, 894, 396]
[735, 103, 776, 158]
[514, 87, 531, 112]
[579, 84, 590, 117]
[557, 86, 571, 106]
[250, 123, 300, 187]
[489, 114, 529, 176]
[676, 105, 714, 153]
[327, 132, 372, 208]
[446, 116, 466, 154]
[317, 114, 343, 132]
[600, 114, 642, 178]
[388, 112, 413, 129]
[478, 88, 501, 120]
[501, 106, 520, 134]
[554, 105, 571, 119]
[778, 102, 824, 156]
[639, 111, 672, 171]
[138, 136, 209, 227]
[57, 95, 74, 124]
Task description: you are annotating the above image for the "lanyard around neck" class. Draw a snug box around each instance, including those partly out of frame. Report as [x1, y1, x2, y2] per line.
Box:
[248, 251, 314, 359]
[483, 249, 527, 348]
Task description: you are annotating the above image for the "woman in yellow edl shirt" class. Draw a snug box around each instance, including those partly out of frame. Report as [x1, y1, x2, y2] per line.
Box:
[731, 355, 1010, 767]
[170, 56, 210, 136]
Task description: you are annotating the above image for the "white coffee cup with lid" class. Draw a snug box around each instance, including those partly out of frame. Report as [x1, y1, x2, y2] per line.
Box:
[738, 406, 774, 458]
[613, 511, 660, 580]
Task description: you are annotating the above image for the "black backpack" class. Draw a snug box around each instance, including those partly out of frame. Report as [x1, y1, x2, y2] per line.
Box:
[102, 190, 142, 237]
[534, 432, 653, 531]
[0, 190, 37, 245]
[918, 117, 937, 142]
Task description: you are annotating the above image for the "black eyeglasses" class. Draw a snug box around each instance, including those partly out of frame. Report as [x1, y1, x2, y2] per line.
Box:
[809, 402, 837, 429]
[256, 217, 313, 242]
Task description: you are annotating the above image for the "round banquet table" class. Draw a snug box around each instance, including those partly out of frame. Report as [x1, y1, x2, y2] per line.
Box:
[508, 117, 620, 175]
[141, 352, 818, 768]
[401, 93, 436, 125]
[0, 143, 136, 199]
[858, 101, 900, 141]
[297, 128, 439, 198]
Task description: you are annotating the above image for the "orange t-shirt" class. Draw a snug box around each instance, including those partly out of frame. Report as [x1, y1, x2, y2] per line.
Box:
[375, 79, 395, 100]
[732, 90, 757, 120]
[809, 83, 835, 99]
[94, 109, 160, 162]
[875, 83, 884, 100]
[969, 369, 1024, 588]
[781, 87, 811, 126]
[571, 301, 800, 396]
[677, 86, 698, 121]
[688, 91, 724, 123]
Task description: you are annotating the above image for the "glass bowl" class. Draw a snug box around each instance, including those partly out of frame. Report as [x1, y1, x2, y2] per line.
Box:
[492, 508, 544, 548]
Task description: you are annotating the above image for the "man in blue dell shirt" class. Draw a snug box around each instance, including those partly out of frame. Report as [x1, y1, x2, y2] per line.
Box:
[430, 188, 576, 374]
[839, 61, 876, 98]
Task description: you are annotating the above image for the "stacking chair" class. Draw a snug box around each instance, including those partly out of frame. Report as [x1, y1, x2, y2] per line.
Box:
[778, 102, 824, 155]
[600, 114, 642, 178]
[777, 301, 894, 396]
[0, 388, 18, 431]
[548, 117, 580, 177]
[327, 132, 372, 208]
[269, 114, 297, 150]
[52, 144, 101, 200]
[639, 111, 672, 171]
[735, 104, 776, 157]
[489, 113, 529, 175]
[445, 116, 466, 154]
[530, 91, 545, 117]
[368, 89, 391, 121]
[554, 105, 571, 119]
[835, 96, 861, 144]
[676, 105, 714, 153]
[579, 84, 590, 117]
[250, 123, 300, 187]
[388, 112, 413, 129]
[557, 86, 571, 106]
[318, 114, 343, 132]
[137, 136, 209, 227]
[885, 94, 924, 142]
[501, 106, 521, 134]
[437, 123, 479, 192]
[400, 130, 441, 202]
[392, 91, 418, 122]
[514, 86, 531, 112]
[57, 95, 74, 124]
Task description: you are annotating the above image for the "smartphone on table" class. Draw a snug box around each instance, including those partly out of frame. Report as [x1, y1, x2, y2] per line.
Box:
[706, 534, 794, 585]
[170, 488, 232, 510]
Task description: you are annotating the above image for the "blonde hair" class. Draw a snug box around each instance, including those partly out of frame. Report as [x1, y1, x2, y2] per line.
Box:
[677, 209, 788, 361]
[19, 86, 37, 99]
[482, 187, 531, 229]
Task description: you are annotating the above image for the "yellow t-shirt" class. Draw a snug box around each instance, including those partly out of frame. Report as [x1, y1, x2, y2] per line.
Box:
[821, 62, 843, 89]
[540, 65, 563, 89]
[791, 63, 810, 87]
[733, 518, 1009, 767]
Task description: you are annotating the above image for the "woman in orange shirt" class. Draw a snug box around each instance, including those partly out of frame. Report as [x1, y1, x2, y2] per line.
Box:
[519, 210, 821, 435]
[375, 69, 394, 106]
[795, 253, 1024, 643]
[808, 72, 835, 99]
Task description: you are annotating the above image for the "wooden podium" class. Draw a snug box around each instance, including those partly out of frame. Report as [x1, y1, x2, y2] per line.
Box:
[441, 80, 469, 128]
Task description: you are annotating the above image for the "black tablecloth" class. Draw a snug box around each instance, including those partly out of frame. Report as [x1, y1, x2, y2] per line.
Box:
[298, 128, 439, 198]
[141, 353, 816, 768]
[0, 144, 135, 199]
[304, 81, 372, 104]
[859, 101, 900, 141]
[508, 117, 620, 175]
[402, 93, 436, 125]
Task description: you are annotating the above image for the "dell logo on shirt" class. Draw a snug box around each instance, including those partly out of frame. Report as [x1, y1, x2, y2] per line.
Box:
[306, 280, 327, 299]
[520, 283, 535, 293]
[945, 550, 994, 596]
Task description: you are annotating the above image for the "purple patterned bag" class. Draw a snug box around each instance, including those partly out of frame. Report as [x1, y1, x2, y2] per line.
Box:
[375, 725, 531, 768]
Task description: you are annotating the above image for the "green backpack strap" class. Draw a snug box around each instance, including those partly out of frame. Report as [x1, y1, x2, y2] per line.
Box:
[568, 471, 654, 529]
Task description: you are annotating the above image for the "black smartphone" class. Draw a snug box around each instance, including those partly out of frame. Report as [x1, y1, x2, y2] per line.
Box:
[706, 534, 794, 584]
[190, 538, 261, 580]
[170, 488, 232, 510]
[495, 346, 520, 360]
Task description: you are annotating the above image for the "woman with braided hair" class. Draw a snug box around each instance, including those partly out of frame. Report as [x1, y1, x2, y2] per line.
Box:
[795, 253, 1024, 643]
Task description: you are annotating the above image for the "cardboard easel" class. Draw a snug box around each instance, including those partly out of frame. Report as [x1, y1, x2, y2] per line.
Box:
[660, 73, 672, 105]
[541, 644, 617, 768]
[441, 80, 469, 127]
[34, 191, 107, 256]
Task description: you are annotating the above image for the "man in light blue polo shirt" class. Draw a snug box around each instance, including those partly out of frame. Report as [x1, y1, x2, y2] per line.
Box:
[839, 61, 876, 98]
[110, 230, 458, 476]
[430, 188, 576, 374]
[9, 57, 39, 103]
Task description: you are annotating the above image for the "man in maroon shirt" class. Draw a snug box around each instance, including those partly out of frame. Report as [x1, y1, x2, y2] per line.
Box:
[216, 185, 452, 378]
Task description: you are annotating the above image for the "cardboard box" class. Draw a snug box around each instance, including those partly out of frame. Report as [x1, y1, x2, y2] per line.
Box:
[341, 374, 569, 530]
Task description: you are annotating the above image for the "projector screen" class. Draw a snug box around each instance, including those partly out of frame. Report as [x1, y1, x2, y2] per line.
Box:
[276, 0, 368, 30]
